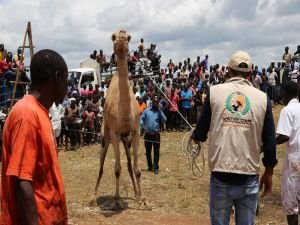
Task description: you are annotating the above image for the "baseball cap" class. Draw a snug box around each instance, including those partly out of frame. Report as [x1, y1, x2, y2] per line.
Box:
[228, 51, 252, 72]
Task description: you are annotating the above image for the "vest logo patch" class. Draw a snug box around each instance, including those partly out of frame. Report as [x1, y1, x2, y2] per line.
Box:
[226, 92, 250, 116]
[223, 92, 252, 128]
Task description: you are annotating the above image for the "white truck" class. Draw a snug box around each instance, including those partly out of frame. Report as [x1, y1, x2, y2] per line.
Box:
[68, 58, 102, 90]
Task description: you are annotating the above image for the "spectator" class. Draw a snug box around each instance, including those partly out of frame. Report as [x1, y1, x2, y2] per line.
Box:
[201, 54, 209, 70]
[138, 96, 146, 114]
[87, 83, 94, 95]
[80, 84, 88, 97]
[138, 38, 145, 58]
[0, 43, 5, 61]
[49, 101, 65, 148]
[283, 46, 292, 66]
[65, 98, 80, 150]
[180, 84, 193, 130]
[261, 68, 269, 93]
[83, 105, 95, 145]
[168, 88, 179, 131]
[267, 68, 278, 105]
[96, 49, 110, 73]
[252, 67, 262, 89]
[91, 95, 100, 143]
[99, 80, 107, 98]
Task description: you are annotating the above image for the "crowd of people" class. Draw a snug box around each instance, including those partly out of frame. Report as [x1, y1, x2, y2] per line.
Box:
[26, 43, 300, 154]
[0, 44, 30, 106]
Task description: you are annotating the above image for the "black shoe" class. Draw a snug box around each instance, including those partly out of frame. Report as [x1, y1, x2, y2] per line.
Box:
[154, 169, 158, 174]
[147, 167, 153, 172]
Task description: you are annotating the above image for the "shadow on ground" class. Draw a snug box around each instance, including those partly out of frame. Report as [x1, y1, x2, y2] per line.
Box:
[96, 195, 131, 217]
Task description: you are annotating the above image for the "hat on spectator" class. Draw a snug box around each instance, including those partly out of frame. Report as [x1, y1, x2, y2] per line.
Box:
[228, 51, 252, 72]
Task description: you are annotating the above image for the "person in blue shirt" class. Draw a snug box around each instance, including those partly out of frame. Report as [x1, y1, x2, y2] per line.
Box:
[140, 95, 167, 174]
[180, 84, 193, 130]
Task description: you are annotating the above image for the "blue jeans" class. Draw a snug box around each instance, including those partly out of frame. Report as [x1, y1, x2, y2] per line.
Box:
[210, 174, 259, 225]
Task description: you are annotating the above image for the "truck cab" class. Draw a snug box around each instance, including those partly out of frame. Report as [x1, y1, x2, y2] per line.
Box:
[68, 58, 101, 90]
[68, 67, 98, 89]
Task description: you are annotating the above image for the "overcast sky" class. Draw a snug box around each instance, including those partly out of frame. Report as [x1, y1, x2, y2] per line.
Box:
[0, 0, 299, 70]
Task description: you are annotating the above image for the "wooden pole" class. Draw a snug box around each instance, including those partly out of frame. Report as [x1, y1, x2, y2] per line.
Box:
[9, 22, 34, 111]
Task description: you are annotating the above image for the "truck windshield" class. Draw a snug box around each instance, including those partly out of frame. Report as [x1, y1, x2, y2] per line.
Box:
[80, 72, 94, 88]
[68, 71, 81, 85]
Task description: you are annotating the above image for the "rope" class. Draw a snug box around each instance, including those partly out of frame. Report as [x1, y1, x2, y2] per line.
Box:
[58, 127, 162, 144]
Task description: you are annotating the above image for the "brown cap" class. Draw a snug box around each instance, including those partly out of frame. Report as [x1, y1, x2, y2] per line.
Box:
[228, 51, 252, 72]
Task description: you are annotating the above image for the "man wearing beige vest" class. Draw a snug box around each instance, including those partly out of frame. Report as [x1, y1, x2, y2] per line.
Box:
[192, 51, 277, 225]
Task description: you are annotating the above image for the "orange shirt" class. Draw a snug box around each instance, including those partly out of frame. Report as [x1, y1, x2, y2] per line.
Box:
[139, 102, 146, 114]
[0, 95, 67, 225]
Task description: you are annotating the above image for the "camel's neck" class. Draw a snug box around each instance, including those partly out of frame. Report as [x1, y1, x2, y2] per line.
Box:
[117, 56, 131, 118]
[117, 56, 129, 80]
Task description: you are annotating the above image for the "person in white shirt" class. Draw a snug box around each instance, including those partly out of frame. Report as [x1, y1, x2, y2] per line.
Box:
[99, 80, 107, 98]
[268, 68, 278, 105]
[252, 73, 262, 89]
[49, 101, 65, 147]
[276, 81, 300, 225]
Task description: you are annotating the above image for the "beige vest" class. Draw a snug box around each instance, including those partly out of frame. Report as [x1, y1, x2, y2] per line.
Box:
[209, 77, 267, 174]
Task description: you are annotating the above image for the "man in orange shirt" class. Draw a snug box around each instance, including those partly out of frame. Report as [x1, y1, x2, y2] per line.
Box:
[137, 96, 146, 114]
[1, 49, 68, 225]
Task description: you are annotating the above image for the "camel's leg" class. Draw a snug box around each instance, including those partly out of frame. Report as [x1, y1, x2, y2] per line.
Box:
[131, 130, 144, 203]
[110, 131, 123, 209]
[121, 137, 138, 199]
[94, 126, 110, 196]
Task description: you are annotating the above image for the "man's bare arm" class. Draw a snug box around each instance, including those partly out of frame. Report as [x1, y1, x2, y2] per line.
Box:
[15, 180, 38, 225]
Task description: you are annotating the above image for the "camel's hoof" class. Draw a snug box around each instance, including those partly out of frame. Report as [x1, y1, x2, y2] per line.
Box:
[111, 198, 123, 210]
[87, 195, 97, 207]
[137, 198, 151, 211]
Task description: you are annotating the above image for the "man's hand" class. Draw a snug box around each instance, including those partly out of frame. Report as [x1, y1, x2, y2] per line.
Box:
[191, 138, 200, 145]
[259, 167, 273, 198]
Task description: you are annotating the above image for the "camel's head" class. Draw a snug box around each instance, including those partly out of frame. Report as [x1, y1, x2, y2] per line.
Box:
[112, 30, 131, 56]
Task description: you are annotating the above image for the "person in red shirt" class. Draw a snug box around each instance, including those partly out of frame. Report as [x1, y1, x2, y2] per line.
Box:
[0, 52, 14, 78]
[80, 84, 88, 97]
[1, 49, 69, 225]
[168, 88, 180, 131]
[87, 83, 94, 95]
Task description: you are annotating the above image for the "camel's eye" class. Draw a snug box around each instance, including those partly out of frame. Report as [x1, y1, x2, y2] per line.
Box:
[112, 34, 116, 41]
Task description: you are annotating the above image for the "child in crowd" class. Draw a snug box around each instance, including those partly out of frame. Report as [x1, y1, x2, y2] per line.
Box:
[83, 105, 95, 145]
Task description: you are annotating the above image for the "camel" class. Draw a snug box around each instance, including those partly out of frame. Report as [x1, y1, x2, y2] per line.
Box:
[93, 30, 145, 209]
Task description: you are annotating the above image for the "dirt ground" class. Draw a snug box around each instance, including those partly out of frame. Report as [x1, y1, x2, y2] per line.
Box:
[59, 105, 288, 225]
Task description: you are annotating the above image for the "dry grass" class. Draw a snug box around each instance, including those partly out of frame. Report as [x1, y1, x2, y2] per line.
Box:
[60, 105, 287, 225]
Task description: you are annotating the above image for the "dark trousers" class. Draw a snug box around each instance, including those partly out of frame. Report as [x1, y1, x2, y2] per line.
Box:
[67, 123, 80, 148]
[182, 107, 192, 129]
[267, 85, 278, 103]
[169, 111, 179, 130]
[144, 133, 160, 170]
[84, 127, 94, 145]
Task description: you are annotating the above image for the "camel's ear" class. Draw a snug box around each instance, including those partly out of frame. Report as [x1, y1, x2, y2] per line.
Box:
[127, 35, 131, 43]
[112, 33, 116, 41]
